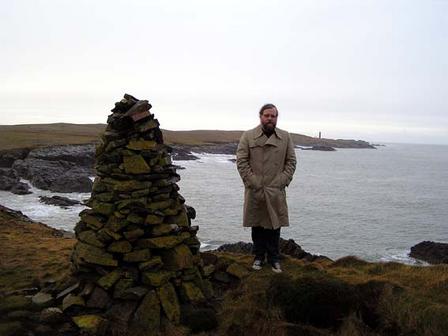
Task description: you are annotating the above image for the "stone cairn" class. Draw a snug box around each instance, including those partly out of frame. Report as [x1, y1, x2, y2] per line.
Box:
[66, 94, 210, 335]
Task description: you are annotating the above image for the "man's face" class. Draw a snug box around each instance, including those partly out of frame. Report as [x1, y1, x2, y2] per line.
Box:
[260, 107, 278, 132]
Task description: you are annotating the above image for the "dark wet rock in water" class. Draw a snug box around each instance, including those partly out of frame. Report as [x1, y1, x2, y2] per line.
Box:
[410, 241, 448, 264]
[39, 196, 82, 207]
[0, 168, 32, 194]
[170, 143, 238, 161]
[0, 148, 31, 168]
[301, 145, 336, 151]
[12, 158, 93, 193]
[216, 241, 253, 254]
[10, 182, 32, 195]
[216, 238, 332, 262]
[170, 146, 200, 161]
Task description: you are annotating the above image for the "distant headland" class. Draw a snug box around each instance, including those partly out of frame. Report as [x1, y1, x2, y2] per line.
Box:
[0, 123, 375, 151]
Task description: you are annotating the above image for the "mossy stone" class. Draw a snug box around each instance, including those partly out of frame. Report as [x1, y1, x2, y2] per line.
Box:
[73, 242, 118, 267]
[62, 294, 85, 312]
[162, 206, 181, 216]
[139, 256, 164, 271]
[78, 230, 105, 248]
[95, 192, 115, 202]
[127, 139, 157, 150]
[151, 224, 178, 236]
[162, 244, 194, 271]
[158, 156, 172, 166]
[97, 228, 122, 243]
[147, 200, 172, 210]
[107, 240, 132, 253]
[97, 270, 122, 290]
[82, 215, 105, 230]
[202, 265, 215, 277]
[145, 214, 164, 225]
[142, 271, 173, 287]
[201, 279, 215, 299]
[157, 283, 180, 323]
[116, 198, 147, 211]
[123, 249, 151, 263]
[103, 178, 152, 192]
[113, 279, 135, 299]
[105, 215, 129, 232]
[180, 282, 205, 303]
[137, 236, 185, 249]
[123, 228, 145, 241]
[121, 286, 149, 300]
[90, 200, 115, 216]
[131, 189, 151, 198]
[123, 155, 151, 174]
[72, 315, 107, 335]
[126, 213, 145, 224]
[136, 119, 160, 132]
[130, 291, 160, 334]
[165, 210, 189, 227]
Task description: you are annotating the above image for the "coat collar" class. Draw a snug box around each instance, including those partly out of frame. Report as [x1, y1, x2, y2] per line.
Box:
[253, 124, 282, 147]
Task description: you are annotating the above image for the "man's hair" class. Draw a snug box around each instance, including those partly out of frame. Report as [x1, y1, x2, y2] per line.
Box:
[259, 103, 278, 116]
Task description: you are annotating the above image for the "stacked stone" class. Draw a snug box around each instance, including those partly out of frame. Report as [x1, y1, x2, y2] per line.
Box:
[68, 94, 210, 335]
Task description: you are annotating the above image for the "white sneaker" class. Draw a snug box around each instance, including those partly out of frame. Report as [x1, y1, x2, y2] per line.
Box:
[271, 262, 282, 273]
[252, 260, 263, 271]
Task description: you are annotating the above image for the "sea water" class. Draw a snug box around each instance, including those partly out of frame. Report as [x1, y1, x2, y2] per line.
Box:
[1, 143, 447, 263]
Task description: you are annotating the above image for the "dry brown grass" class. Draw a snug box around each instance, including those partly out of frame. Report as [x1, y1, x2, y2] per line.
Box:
[215, 256, 448, 336]
[0, 210, 75, 293]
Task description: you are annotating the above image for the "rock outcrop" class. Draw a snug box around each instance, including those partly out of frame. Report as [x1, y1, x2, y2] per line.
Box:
[0, 148, 30, 168]
[216, 238, 332, 262]
[410, 241, 448, 264]
[12, 159, 91, 193]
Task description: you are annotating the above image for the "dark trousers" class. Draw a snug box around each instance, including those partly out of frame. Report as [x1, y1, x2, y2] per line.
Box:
[251, 227, 281, 264]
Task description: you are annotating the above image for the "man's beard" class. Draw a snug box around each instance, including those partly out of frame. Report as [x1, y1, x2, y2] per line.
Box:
[262, 122, 276, 133]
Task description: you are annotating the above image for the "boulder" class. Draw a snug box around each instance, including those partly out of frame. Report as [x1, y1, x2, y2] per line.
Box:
[215, 238, 332, 262]
[180, 282, 205, 303]
[130, 291, 160, 334]
[157, 283, 180, 323]
[0, 168, 31, 194]
[39, 195, 81, 207]
[161, 244, 194, 271]
[410, 241, 448, 264]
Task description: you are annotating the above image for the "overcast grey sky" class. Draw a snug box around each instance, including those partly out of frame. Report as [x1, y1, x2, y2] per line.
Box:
[1, 0, 447, 144]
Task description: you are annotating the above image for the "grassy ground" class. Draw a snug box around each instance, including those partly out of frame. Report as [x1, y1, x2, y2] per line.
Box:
[0, 209, 75, 293]
[215, 254, 448, 336]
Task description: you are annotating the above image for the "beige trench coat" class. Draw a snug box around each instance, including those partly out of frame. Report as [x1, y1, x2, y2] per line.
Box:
[236, 125, 297, 229]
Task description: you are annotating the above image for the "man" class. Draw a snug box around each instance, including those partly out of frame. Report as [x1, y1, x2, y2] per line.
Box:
[236, 104, 297, 273]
